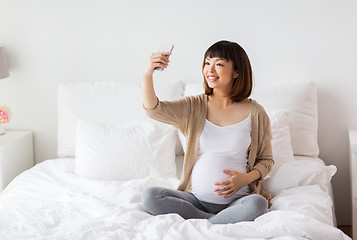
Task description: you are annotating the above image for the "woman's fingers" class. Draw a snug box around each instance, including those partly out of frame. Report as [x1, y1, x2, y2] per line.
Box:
[215, 178, 230, 186]
[215, 181, 238, 198]
[151, 54, 170, 65]
[215, 183, 232, 193]
[224, 191, 236, 198]
[218, 188, 235, 197]
[152, 58, 169, 67]
[150, 58, 169, 70]
[213, 170, 246, 198]
[218, 186, 237, 198]
[144, 52, 171, 75]
[154, 62, 167, 69]
[223, 170, 237, 175]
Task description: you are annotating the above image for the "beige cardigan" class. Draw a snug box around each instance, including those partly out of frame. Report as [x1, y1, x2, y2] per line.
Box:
[144, 93, 274, 205]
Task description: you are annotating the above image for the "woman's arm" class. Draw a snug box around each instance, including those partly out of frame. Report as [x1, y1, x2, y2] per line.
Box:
[142, 52, 171, 110]
[252, 114, 274, 180]
[142, 51, 191, 131]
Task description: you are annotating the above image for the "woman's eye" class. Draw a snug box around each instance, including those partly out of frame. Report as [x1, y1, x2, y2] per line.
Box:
[205, 62, 210, 65]
[217, 63, 223, 66]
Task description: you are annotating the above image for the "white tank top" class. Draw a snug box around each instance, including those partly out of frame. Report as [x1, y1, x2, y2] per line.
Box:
[191, 114, 251, 204]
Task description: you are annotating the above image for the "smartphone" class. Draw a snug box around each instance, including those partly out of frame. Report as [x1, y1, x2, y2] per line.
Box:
[155, 44, 174, 71]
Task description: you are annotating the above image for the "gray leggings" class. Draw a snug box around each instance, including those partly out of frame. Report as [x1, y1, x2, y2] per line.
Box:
[142, 187, 268, 224]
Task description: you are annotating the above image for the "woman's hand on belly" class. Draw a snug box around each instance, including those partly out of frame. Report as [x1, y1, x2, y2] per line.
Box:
[214, 169, 261, 198]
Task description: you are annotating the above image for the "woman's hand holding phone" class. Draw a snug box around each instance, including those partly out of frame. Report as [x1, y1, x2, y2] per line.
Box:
[143, 44, 174, 77]
[142, 44, 174, 110]
[143, 51, 171, 76]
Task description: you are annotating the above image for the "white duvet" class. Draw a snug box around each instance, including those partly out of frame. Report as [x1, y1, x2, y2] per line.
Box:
[0, 158, 350, 240]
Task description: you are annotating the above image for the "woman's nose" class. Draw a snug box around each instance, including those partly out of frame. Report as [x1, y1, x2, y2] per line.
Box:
[209, 65, 215, 72]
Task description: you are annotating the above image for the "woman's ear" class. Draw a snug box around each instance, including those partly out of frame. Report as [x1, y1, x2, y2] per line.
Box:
[233, 71, 239, 79]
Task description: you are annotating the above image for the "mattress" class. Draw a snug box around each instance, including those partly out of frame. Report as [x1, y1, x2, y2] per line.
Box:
[0, 157, 350, 240]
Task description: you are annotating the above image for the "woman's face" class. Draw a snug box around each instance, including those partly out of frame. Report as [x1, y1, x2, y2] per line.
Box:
[203, 57, 238, 91]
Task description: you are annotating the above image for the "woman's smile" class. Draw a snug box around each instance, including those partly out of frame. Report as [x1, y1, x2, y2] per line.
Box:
[207, 75, 219, 82]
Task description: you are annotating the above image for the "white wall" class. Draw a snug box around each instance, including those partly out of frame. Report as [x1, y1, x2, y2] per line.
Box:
[0, 0, 356, 225]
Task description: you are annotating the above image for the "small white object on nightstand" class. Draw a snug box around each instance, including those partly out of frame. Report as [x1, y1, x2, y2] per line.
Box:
[0, 130, 34, 192]
[348, 129, 357, 240]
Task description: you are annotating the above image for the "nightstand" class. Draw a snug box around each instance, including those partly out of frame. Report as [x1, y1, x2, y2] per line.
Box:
[348, 129, 357, 240]
[0, 130, 34, 192]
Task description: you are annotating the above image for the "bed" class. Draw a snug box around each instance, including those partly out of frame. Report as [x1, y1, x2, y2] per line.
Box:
[0, 80, 351, 240]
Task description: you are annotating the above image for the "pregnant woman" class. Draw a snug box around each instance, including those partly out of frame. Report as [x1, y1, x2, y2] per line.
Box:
[141, 40, 274, 224]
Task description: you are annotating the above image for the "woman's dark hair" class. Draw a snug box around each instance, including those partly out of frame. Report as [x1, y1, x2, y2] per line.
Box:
[202, 40, 253, 102]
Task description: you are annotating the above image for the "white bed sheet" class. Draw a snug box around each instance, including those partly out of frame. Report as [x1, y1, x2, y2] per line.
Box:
[0, 158, 350, 240]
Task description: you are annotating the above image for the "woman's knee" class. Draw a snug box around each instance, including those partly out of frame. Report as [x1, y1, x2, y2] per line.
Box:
[142, 187, 165, 212]
[143, 187, 162, 201]
[243, 194, 268, 214]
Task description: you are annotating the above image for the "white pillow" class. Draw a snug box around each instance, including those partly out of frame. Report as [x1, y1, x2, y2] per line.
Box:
[58, 81, 144, 157]
[74, 118, 177, 180]
[178, 109, 294, 177]
[270, 185, 334, 226]
[262, 160, 337, 197]
[57, 80, 183, 157]
[251, 80, 319, 157]
[267, 109, 295, 177]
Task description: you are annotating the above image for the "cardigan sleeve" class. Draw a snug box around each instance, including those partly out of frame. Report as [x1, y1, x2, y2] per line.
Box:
[253, 110, 274, 180]
[143, 96, 191, 133]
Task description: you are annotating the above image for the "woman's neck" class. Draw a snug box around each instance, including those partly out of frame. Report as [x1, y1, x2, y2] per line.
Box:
[208, 91, 234, 109]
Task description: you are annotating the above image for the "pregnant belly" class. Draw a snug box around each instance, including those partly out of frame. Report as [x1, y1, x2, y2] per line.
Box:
[191, 155, 249, 204]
